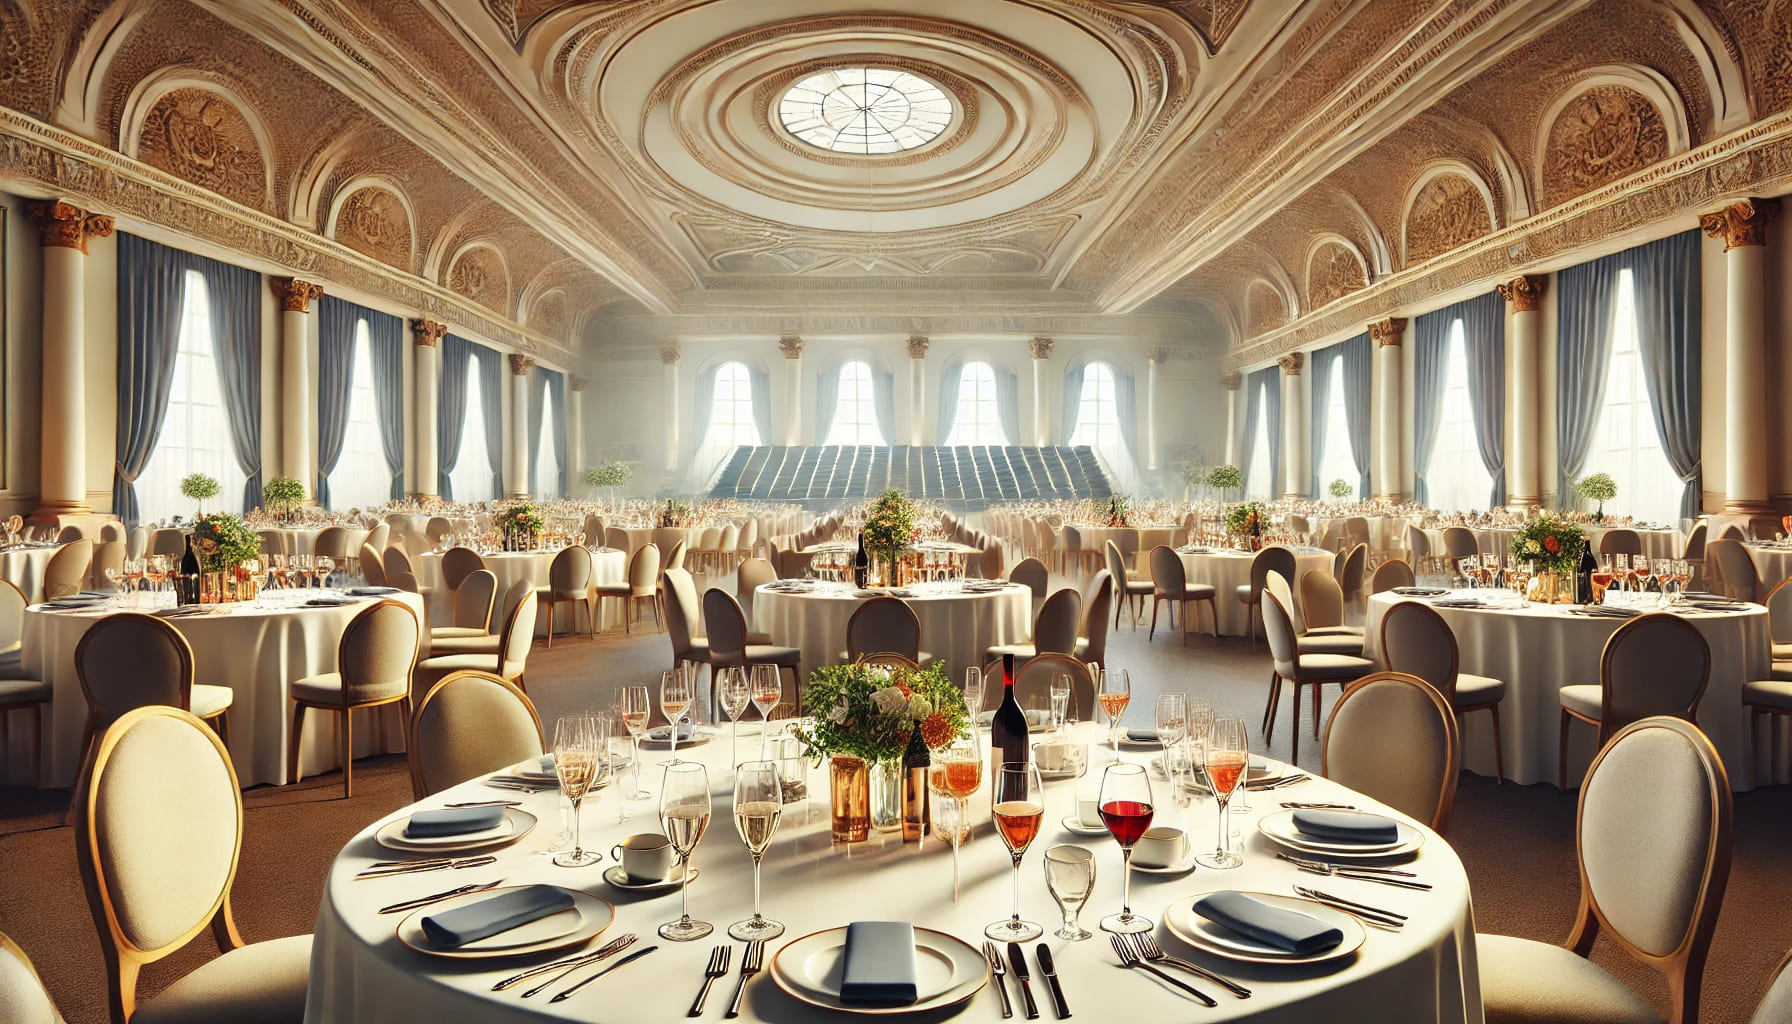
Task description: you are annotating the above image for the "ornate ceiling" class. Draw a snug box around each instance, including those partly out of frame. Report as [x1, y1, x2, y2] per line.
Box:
[1, 0, 1789, 361]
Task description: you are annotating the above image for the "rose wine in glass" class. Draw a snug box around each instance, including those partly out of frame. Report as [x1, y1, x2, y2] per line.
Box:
[658, 761, 713, 941]
[751, 664, 781, 760]
[928, 735, 980, 900]
[1097, 762, 1153, 934]
[728, 760, 785, 941]
[986, 761, 1045, 942]
[1197, 717, 1248, 870]
[1097, 668, 1130, 758]
[619, 685, 652, 800]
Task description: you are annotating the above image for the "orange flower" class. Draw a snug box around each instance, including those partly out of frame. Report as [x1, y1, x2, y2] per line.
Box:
[919, 711, 954, 749]
[1543, 536, 1560, 553]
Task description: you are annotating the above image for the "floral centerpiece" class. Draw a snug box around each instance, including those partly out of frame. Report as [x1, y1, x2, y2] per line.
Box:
[1574, 472, 1617, 521]
[1206, 464, 1243, 502]
[262, 476, 305, 521]
[657, 499, 695, 528]
[1224, 501, 1267, 549]
[1509, 512, 1586, 603]
[1104, 495, 1132, 527]
[495, 501, 546, 551]
[191, 512, 261, 603]
[1329, 478, 1354, 500]
[861, 490, 918, 583]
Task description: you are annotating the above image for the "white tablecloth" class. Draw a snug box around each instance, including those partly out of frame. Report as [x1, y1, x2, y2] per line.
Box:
[305, 721, 1480, 1023]
[613, 527, 707, 557]
[1311, 516, 1419, 553]
[754, 582, 1030, 683]
[7, 591, 426, 788]
[0, 544, 62, 603]
[1362, 592, 1777, 790]
[1181, 547, 1336, 637]
[1747, 544, 1792, 593]
[416, 549, 625, 635]
[260, 527, 371, 557]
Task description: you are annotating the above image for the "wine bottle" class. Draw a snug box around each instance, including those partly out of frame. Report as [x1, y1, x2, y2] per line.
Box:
[179, 535, 201, 606]
[901, 725, 930, 842]
[854, 531, 869, 589]
[990, 653, 1029, 792]
[1575, 540, 1598, 605]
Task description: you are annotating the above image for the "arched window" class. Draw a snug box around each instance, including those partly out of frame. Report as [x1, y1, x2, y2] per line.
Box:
[824, 360, 885, 445]
[1314, 366, 1355, 498]
[945, 361, 1007, 445]
[1244, 380, 1273, 499]
[706, 362, 761, 450]
[1068, 361, 1122, 455]
[535, 383, 562, 498]
[1423, 319, 1495, 512]
[327, 318, 389, 510]
[449, 370, 494, 502]
[137, 269, 246, 522]
[1583, 269, 1680, 523]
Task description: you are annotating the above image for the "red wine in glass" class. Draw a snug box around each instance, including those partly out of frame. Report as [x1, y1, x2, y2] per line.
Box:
[1099, 800, 1154, 847]
[1097, 762, 1154, 934]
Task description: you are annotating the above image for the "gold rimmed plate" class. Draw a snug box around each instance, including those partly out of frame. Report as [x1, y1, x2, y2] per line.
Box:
[374, 808, 537, 855]
[769, 925, 988, 1016]
[395, 885, 613, 960]
[1164, 891, 1365, 966]
[1256, 810, 1424, 859]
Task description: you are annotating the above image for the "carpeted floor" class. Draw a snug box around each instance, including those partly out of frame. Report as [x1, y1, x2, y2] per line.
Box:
[4, 572, 1790, 1023]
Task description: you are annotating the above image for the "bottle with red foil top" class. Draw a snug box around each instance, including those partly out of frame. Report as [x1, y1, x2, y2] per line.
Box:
[989, 653, 1029, 788]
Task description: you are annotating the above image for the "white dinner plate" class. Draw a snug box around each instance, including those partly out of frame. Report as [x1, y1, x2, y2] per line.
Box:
[769, 925, 989, 1015]
[602, 865, 698, 894]
[374, 808, 537, 854]
[1130, 853, 1198, 876]
[1257, 810, 1425, 859]
[1164, 891, 1366, 965]
[396, 886, 613, 960]
[639, 727, 716, 750]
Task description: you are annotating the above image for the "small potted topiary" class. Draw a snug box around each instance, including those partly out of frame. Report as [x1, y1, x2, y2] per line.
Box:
[180, 473, 221, 516]
[1575, 472, 1617, 522]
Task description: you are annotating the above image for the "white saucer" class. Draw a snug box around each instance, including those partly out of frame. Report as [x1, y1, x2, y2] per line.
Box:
[1060, 815, 1109, 837]
[602, 864, 698, 894]
[1130, 854, 1198, 876]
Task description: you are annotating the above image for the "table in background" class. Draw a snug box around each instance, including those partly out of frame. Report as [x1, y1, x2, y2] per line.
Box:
[306, 720, 1480, 1023]
[259, 526, 371, 557]
[1179, 546, 1336, 637]
[754, 582, 1029, 684]
[416, 548, 625, 635]
[0, 544, 63, 603]
[7, 591, 427, 788]
[1747, 544, 1792, 594]
[1310, 516, 1419, 553]
[1362, 591, 1776, 789]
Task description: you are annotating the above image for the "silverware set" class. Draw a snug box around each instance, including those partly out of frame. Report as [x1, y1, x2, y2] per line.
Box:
[1276, 852, 1432, 889]
[1109, 935, 1215, 1006]
[1117, 932, 1251, 999]
[492, 933, 637, 997]
[1279, 801, 1357, 810]
[1006, 942, 1039, 1020]
[1294, 885, 1408, 930]
[550, 944, 658, 1002]
[1249, 773, 1310, 791]
[444, 800, 522, 809]
[354, 855, 497, 880]
[983, 940, 1014, 1018]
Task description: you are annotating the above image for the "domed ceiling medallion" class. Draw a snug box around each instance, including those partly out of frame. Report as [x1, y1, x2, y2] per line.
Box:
[777, 67, 954, 155]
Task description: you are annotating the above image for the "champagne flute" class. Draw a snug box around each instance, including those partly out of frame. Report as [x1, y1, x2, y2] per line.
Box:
[719, 667, 751, 770]
[661, 668, 693, 765]
[963, 666, 985, 719]
[658, 761, 713, 941]
[1198, 717, 1248, 870]
[929, 734, 981, 901]
[315, 556, 335, 590]
[1049, 673, 1072, 733]
[1097, 762, 1154, 934]
[750, 664, 782, 760]
[551, 715, 604, 868]
[1044, 846, 1096, 941]
[619, 685, 652, 800]
[986, 761, 1045, 942]
[1096, 667, 1130, 758]
[1613, 553, 1630, 593]
[1154, 693, 1187, 749]
[728, 760, 785, 941]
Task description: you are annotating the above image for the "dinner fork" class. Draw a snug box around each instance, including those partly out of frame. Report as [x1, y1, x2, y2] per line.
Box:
[1125, 933, 1251, 998]
[689, 945, 731, 1016]
[1109, 936, 1215, 1006]
[983, 940, 1013, 1018]
[724, 939, 765, 1019]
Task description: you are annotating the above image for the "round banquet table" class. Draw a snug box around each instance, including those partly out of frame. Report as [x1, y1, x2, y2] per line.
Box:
[1180, 546, 1336, 637]
[416, 548, 625, 635]
[304, 719, 1481, 1023]
[753, 581, 1030, 683]
[6, 590, 426, 789]
[260, 526, 370, 557]
[0, 543, 63, 603]
[1747, 543, 1792, 593]
[1310, 516, 1419, 553]
[1362, 591, 1778, 790]
[1583, 526, 1683, 561]
[613, 526, 708, 557]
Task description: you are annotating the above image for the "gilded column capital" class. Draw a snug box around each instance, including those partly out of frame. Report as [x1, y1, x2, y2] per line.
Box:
[1277, 352, 1304, 375]
[271, 277, 324, 314]
[906, 335, 930, 359]
[25, 199, 113, 254]
[1496, 275, 1547, 313]
[569, 375, 587, 392]
[410, 317, 446, 347]
[660, 343, 684, 365]
[1028, 336, 1054, 360]
[1220, 371, 1242, 391]
[1700, 198, 1780, 250]
[508, 353, 535, 376]
[1146, 346, 1169, 365]
[777, 335, 803, 359]
[1368, 317, 1408, 347]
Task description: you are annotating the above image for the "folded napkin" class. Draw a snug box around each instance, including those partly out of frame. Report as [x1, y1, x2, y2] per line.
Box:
[839, 921, 919, 1005]
[153, 606, 212, 618]
[419, 885, 574, 948]
[1292, 809, 1399, 844]
[647, 721, 697, 742]
[346, 585, 400, 596]
[1194, 892, 1343, 956]
[1432, 598, 1484, 608]
[404, 805, 506, 839]
[1125, 728, 1161, 743]
[1578, 606, 1641, 618]
[306, 597, 358, 607]
[1393, 587, 1448, 597]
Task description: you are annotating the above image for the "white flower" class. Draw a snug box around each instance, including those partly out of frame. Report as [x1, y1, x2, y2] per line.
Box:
[909, 695, 933, 720]
[870, 687, 909, 716]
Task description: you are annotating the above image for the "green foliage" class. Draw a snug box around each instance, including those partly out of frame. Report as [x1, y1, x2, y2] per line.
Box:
[792, 662, 969, 763]
[1574, 473, 1617, 503]
[180, 473, 221, 504]
[1224, 502, 1266, 535]
[1180, 463, 1209, 486]
[496, 501, 546, 536]
[1509, 513, 1587, 574]
[861, 490, 917, 560]
[657, 499, 695, 527]
[1206, 465, 1243, 491]
[584, 462, 632, 489]
[1328, 478, 1353, 499]
[263, 476, 305, 514]
[190, 513, 259, 571]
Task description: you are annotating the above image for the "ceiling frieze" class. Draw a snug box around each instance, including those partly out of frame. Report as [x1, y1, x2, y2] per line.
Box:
[600, 309, 1211, 345]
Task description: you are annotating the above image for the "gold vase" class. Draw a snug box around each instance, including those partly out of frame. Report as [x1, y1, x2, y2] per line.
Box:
[1527, 570, 1570, 604]
[829, 756, 869, 844]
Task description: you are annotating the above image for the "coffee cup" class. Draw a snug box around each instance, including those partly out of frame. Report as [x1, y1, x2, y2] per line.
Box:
[610, 833, 675, 883]
[1034, 740, 1087, 777]
[1077, 796, 1104, 829]
[1132, 826, 1189, 868]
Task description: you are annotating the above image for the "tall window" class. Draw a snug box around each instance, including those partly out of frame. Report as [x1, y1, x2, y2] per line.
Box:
[1583, 269, 1679, 523]
[824, 361, 885, 445]
[449, 369, 494, 502]
[327, 319, 389, 510]
[1424, 319, 1495, 512]
[136, 270, 246, 523]
[695, 362, 762, 476]
[1315, 365, 1356, 497]
[945, 361, 1007, 445]
[1068, 362, 1122, 456]
[535, 384, 562, 497]
[1244, 380, 1273, 499]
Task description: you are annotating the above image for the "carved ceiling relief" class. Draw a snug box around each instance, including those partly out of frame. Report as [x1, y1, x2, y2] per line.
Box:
[448, 246, 510, 315]
[332, 186, 412, 271]
[1541, 85, 1671, 208]
[135, 87, 268, 212]
[1404, 172, 1493, 266]
[1306, 242, 1365, 308]
[1246, 283, 1284, 337]
[530, 291, 568, 340]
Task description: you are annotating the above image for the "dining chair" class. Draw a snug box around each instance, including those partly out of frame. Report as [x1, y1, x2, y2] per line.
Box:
[717, 523, 740, 574]
[1479, 716, 1731, 1024]
[605, 526, 632, 553]
[1717, 524, 1747, 544]
[43, 539, 93, 599]
[389, 570, 421, 595]
[662, 567, 719, 688]
[73, 612, 233, 785]
[1558, 612, 1710, 789]
[1752, 948, 1792, 1024]
[1597, 529, 1643, 556]
[1370, 558, 1415, 594]
[1298, 570, 1366, 640]
[97, 521, 124, 544]
[536, 544, 593, 646]
[416, 589, 538, 694]
[312, 527, 351, 572]
[1013, 653, 1095, 721]
[357, 543, 386, 588]
[431, 568, 498, 641]
[87, 540, 126, 592]
[1104, 540, 1152, 629]
[432, 578, 530, 657]
[382, 544, 416, 585]
[736, 520, 759, 562]
[439, 546, 487, 594]
[593, 543, 661, 632]
[1704, 538, 1760, 603]
[0, 930, 65, 1023]
[1266, 572, 1362, 657]
[1007, 557, 1049, 614]
[989, 587, 1083, 662]
[1147, 545, 1216, 645]
[1073, 570, 1113, 666]
[1441, 527, 1478, 572]
[701, 588, 800, 708]
[1062, 526, 1100, 577]
[1337, 543, 1368, 609]
[407, 670, 544, 800]
[1235, 546, 1295, 646]
[978, 543, 1005, 580]
[844, 597, 925, 663]
[1322, 672, 1460, 832]
[0, 578, 24, 661]
[1379, 600, 1508, 783]
[1765, 577, 1792, 663]
[425, 516, 452, 546]
[73, 706, 312, 1024]
[858, 653, 921, 672]
[1680, 520, 1708, 588]
[581, 515, 603, 548]
[55, 525, 87, 544]
[287, 599, 420, 798]
[1261, 590, 1374, 766]
[1406, 524, 1436, 576]
[665, 538, 689, 574]
[735, 556, 776, 621]
[126, 526, 149, 561]
[0, 590, 50, 784]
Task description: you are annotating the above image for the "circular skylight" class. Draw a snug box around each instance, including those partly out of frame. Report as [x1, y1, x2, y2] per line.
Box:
[778, 68, 953, 155]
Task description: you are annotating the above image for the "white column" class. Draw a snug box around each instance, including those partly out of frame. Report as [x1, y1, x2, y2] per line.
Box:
[1222, 371, 1241, 466]
[1703, 199, 1779, 514]
[1370, 318, 1405, 500]
[779, 336, 803, 445]
[907, 335, 928, 446]
[1029, 336, 1053, 446]
[508, 355, 533, 498]
[411, 319, 444, 499]
[1278, 352, 1304, 499]
[26, 201, 112, 521]
[1145, 348, 1164, 471]
[662, 344, 683, 472]
[567, 376, 585, 484]
[273, 278, 323, 496]
[1497, 279, 1544, 508]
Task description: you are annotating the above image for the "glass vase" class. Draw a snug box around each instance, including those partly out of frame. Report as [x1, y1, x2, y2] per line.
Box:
[829, 756, 869, 844]
[869, 757, 902, 833]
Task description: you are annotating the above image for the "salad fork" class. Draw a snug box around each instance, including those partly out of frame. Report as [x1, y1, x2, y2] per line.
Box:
[1125, 933, 1250, 998]
[689, 945, 731, 1016]
[1109, 936, 1214, 1006]
[724, 939, 765, 1019]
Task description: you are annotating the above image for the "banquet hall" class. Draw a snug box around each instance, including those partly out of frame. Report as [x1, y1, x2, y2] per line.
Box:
[3, 1, 1792, 1022]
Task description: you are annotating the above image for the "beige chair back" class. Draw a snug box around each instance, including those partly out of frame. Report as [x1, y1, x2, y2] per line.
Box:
[1597, 613, 1711, 742]
[1705, 539, 1758, 602]
[547, 545, 592, 597]
[1680, 520, 1707, 562]
[718, 523, 739, 554]
[1031, 588, 1083, 656]
[702, 588, 750, 664]
[90, 540, 126, 591]
[452, 569, 498, 632]
[498, 591, 538, 679]
[737, 557, 776, 603]
[1441, 527, 1478, 563]
[1370, 559, 1415, 594]
[1598, 529, 1643, 556]
[0, 931, 63, 1024]
[126, 527, 149, 561]
[582, 516, 603, 547]
[1323, 672, 1459, 832]
[629, 543, 662, 595]
[665, 538, 688, 573]
[1080, 571, 1112, 666]
[1299, 570, 1348, 631]
[1343, 516, 1371, 552]
[44, 540, 93, 599]
[663, 568, 703, 660]
[847, 598, 921, 660]
[1766, 578, 1792, 647]
[440, 546, 486, 592]
[56, 526, 85, 544]
[1013, 654, 1095, 720]
[409, 670, 544, 799]
[606, 527, 631, 552]
[390, 570, 421, 594]
[1261, 590, 1301, 678]
[425, 517, 452, 544]
[1248, 546, 1297, 603]
[979, 544, 1005, 580]
[1406, 525, 1432, 564]
[98, 522, 125, 544]
[1149, 545, 1184, 596]
[383, 545, 414, 580]
[337, 600, 419, 705]
[1338, 543, 1367, 596]
[358, 544, 386, 587]
[738, 520, 758, 554]
[1717, 524, 1747, 544]
[76, 613, 194, 727]
[1104, 540, 1131, 592]
[0, 580, 25, 652]
[364, 522, 390, 554]
[1378, 600, 1459, 702]
[312, 526, 350, 559]
[1264, 570, 1305, 635]
[1008, 557, 1049, 605]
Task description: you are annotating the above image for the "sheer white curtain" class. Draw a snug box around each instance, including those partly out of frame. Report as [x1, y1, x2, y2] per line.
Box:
[535, 384, 562, 498]
[945, 361, 1007, 445]
[1244, 380, 1274, 499]
[823, 360, 886, 445]
[1068, 361, 1122, 457]
[1315, 368, 1355, 497]
[1424, 320, 1495, 512]
[1583, 269, 1680, 523]
[136, 269, 246, 523]
[448, 370, 495, 502]
[326, 319, 390, 511]
[695, 362, 762, 472]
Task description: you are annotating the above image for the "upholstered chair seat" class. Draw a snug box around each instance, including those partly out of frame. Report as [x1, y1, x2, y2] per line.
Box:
[1477, 934, 1659, 1024]
[129, 934, 312, 1024]
[0, 932, 64, 1024]
[1266, 572, 1364, 658]
[1454, 673, 1507, 705]
[431, 569, 497, 640]
[1743, 678, 1792, 710]
[1557, 684, 1602, 719]
[0, 677, 51, 704]
[1380, 598, 1510, 782]
[288, 600, 421, 797]
[1296, 633, 1367, 657]
[189, 684, 235, 720]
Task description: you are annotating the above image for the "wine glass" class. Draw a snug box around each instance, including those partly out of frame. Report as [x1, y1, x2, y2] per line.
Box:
[1097, 761, 1154, 934]
[1043, 846, 1096, 941]
[1633, 556, 1656, 603]
[719, 667, 751, 770]
[963, 666, 985, 720]
[1198, 717, 1248, 870]
[1154, 693, 1187, 749]
[986, 761, 1045, 942]
[929, 734, 981, 901]
[750, 664, 781, 760]
[661, 668, 693, 765]
[728, 760, 785, 941]
[1612, 553, 1630, 593]
[315, 556, 335, 590]
[550, 715, 605, 868]
[618, 685, 652, 801]
[658, 761, 712, 941]
[1049, 673, 1072, 733]
[1096, 667, 1130, 758]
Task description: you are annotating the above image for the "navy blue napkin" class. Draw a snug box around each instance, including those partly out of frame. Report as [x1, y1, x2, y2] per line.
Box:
[404, 806, 505, 838]
[1292, 809, 1398, 844]
[419, 885, 574, 947]
[839, 921, 918, 1005]
[648, 720, 696, 741]
[1194, 892, 1343, 955]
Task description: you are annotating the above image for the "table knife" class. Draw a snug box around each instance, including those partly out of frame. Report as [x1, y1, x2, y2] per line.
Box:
[1035, 945, 1069, 1019]
[1007, 942, 1039, 1020]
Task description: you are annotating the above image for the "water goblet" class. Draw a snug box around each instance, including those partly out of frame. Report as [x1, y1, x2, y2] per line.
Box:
[1043, 846, 1096, 941]
[1049, 673, 1072, 733]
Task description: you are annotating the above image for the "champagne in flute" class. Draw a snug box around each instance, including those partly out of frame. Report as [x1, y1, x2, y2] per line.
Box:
[928, 735, 980, 900]
[661, 667, 693, 765]
[1097, 762, 1154, 934]
[658, 761, 713, 941]
[551, 715, 605, 868]
[986, 761, 1045, 942]
[619, 685, 652, 801]
[728, 761, 785, 941]
[750, 664, 781, 760]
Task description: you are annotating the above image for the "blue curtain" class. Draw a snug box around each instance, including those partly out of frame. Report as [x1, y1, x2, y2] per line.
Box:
[1625, 230, 1703, 519]
[936, 357, 966, 443]
[1239, 375, 1262, 489]
[1556, 256, 1623, 507]
[112, 234, 189, 527]
[1411, 308, 1452, 506]
[438, 334, 473, 499]
[1339, 334, 1372, 497]
[1458, 292, 1507, 507]
[1241, 366, 1280, 497]
[315, 296, 361, 510]
[366, 310, 405, 500]
[475, 346, 504, 498]
[193, 253, 261, 513]
[1307, 347, 1333, 498]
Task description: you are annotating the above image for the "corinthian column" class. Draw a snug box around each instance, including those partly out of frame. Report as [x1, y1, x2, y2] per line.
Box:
[1497, 278, 1545, 507]
[1221, 371, 1242, 467]
[1702, 198, 1780, 514]
[508, 354, 534, 498]
[1029, 337, 1053, 446]
[271, 277, 325, 495]
[907, 335, 929, 446]
[26, 200, 112, 521]
[1369, 318, 1406, 500]
[1278, 352, 1304, 499]
[1145, 347, 1166, 471]
[662, 344, 684, 471]
[568, 376, 586, 487]
[411, 319, 445, 500]
[779, 336, 803, 446]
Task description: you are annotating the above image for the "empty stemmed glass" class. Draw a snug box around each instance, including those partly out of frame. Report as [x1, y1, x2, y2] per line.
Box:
[1049, 673, 1073, 733]
[661, 668, 694, 765]
[1043, 846, 1096, 941]
[1097, 762, 1154, 934]
[1097, 667, 1131, 758]
[728, 760, 785, 941]
[618, 685, 652, 800]
[963, 666, 986, 720]
[550, 715, 607, 868]
[986, 761, 1045, 942]
[1155, 693, 1187, 749]
[1198, 717, 1248, 870]
[659, 761, 713, 941]
[719, 668, 751, 770]
[750, 664, 781, 760]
